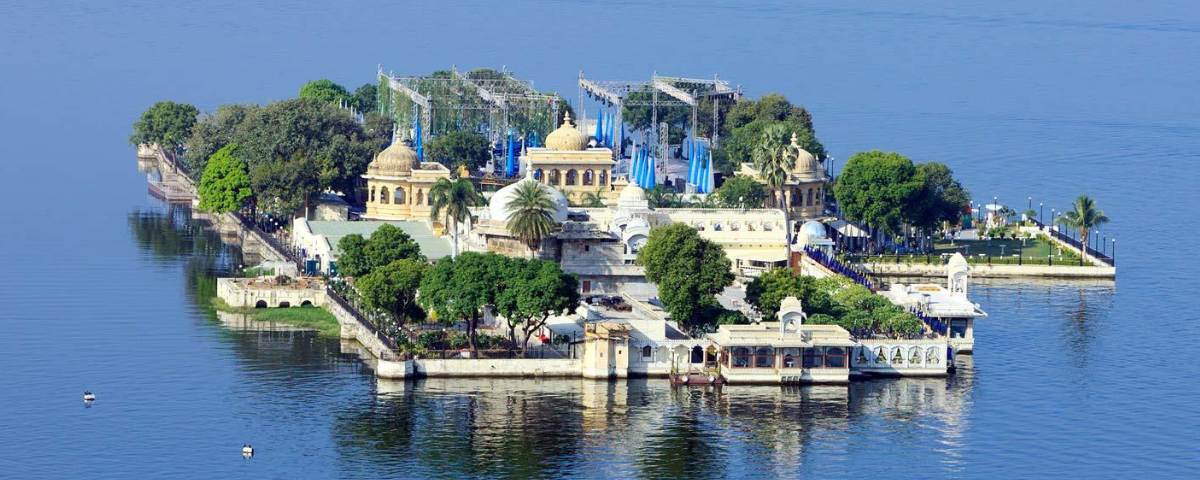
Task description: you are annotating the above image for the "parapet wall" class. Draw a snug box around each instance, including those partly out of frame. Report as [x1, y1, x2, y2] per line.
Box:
[413, 358, 581, 378]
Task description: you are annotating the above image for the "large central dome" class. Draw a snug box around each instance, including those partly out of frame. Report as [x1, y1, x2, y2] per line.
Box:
[488, 176, 570, 224]
[544, 112, 588, 151]
[367, 142, 421, 177]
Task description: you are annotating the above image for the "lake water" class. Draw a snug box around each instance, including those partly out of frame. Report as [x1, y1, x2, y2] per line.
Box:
[2, 1, 1197, 478]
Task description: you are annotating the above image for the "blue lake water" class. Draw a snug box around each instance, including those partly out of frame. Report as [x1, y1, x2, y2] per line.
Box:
[1, 1, 1197, 478]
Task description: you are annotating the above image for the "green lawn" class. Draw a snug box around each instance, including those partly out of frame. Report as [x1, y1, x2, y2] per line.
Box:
[211, 297, 341, 336]
[845, 236, 1087, 266]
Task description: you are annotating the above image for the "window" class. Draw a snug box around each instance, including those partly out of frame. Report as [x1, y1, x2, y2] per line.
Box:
[691, 346, 704, 364]
[583, 170, 594, 186]
[566, 169, 578, 186]
[874, 347, 887, 364]
[755, 347, 775, 368]
[642, 345, 653, 359]
[395, 188, 405, 204]
[950, 319, 969, 338]
[802, 347, 824, 368]
[732, 347, 751, 368]
[909, 346, 923, 365]
[370, 187, 376, 203]
[891, 347, 904, 365]
[599, 170, 608, 186]
[706, 347, 718, 366]
[926, 347, 940, 364]
[549, 169, 561, 185]
[856, 347, 869, 365]
[825, 347, 847, 368]
[417, 190, 424, 206]
[535, 169, 543, 181]
[380, 187, 390, 204]
[807, 188, 814, 206]
[783, 354, 796, 368]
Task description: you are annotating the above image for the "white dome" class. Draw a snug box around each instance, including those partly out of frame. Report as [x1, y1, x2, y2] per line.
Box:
[799, 220, 828, 240]
[616, 183, 649, 210]
[489, 177, 570, 224]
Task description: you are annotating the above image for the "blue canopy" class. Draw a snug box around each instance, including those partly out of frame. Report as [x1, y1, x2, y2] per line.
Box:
[594, 111, 603, 145]
[414, 117, 424, 161]
[505, 131, 516, 176]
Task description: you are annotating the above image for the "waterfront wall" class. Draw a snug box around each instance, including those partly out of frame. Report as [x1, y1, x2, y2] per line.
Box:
[413, 358, 581, 378]
[863, 261, 1116, 279]
[323, 289, 398, 362]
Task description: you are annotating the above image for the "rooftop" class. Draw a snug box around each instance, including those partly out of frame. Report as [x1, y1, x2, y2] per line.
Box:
[880, 284, 988, 318]
[307, 220, 453, 260]
[708, 322, 856, 348]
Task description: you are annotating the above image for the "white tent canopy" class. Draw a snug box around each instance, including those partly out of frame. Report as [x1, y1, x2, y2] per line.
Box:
[828, 220, 868, 238]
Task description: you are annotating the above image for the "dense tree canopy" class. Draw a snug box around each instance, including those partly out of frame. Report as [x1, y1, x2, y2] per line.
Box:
[744, 268, 834, 320]
[357, 258, 426, 326]
[130, 101, 199, 153]
[637, 224, 734, 334]
[418, 252, 508, 351]
[907, 162, 971, 231]
[426, 131, 491, 171]
[335, 224, 424, 277]
[505, 182, 557, 254]
[713, 175, 767, 208]
[182, 104, 254, 175]
[833, 150, 924, 235]
[747, 271, 921, 338]
[197, 144, 252, 214]
[724, 120, 825, 171]
[351, 83, 377, 113]
[249, 153, 322, 216]
[299, 79, 350, 104]
[493, 258, 580, 350]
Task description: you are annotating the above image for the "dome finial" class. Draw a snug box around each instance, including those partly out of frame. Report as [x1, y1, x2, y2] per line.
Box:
[790, 132, 799, 147]
[562, 111, 573, 127]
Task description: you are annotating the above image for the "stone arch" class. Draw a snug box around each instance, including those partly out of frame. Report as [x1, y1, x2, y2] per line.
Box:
[380, 186, 390, 204]
[417, 189, 424, 206]
[642, 345, 653, 359]
[599, 170, 608, 186]
[394, 187, 405, 204]
[549, 169, 561, 185]
[807, 188, 814, 206]
[255, 300, 268, 309]
[690, 346, 704, 364]
[583, 169, 594, 186]
[300, 300, 313, 307]
[566, 169, 578, 186]
[535, 169, 544, 181]
[278, 301, 291, 308]
[370, 186, 376, 203]
[909, 346, 923, 364]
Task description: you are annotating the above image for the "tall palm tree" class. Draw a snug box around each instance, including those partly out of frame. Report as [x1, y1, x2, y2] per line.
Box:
[505, 181, 556, 256]
[646, 185, 680, 208]
[579, 190, 606, 208]
[753, 125, 794, 210]
[429, 177, 484, 258]
[1055, 194, 1109, 261]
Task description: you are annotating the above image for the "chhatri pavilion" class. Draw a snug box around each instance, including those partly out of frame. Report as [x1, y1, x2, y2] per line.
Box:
[736, 132, 830, 226]
[520, 112, 617, 205]
[361, 140, 452, 230]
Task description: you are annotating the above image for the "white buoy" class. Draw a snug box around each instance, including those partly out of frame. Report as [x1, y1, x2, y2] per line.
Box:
[242, 444, 254, 458]
[83, 392, 96, 402]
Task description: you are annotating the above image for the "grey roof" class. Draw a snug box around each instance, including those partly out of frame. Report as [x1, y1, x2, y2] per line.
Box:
[308, 220, 452, 260]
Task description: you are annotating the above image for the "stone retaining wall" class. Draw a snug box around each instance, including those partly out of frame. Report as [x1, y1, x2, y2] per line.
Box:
[413, 358, 581, 378]
[863, 261, 1116, 279]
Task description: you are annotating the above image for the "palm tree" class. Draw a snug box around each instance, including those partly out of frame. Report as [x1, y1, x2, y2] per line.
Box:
[579, 190, 606, 208]
[689, 195, 719, 209]
[753, 125, 794, 210]
[429, 177, 484, 258]
[1055, 194, 1109, 261]
[646, 185, 680, 208]
[505, 181, 556, 256]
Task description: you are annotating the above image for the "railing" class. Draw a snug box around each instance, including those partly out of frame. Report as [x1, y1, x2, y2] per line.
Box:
[1028, 218, 1114, 266]
[325, 285, 401, 353]
[422, 345, 569, 360]
[804, 247, 875, 290]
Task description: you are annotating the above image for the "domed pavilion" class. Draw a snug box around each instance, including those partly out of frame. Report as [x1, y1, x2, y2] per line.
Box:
[362, 140, 452, 228]
[736, 132, 829, 227]
[520, 112, 617, 206]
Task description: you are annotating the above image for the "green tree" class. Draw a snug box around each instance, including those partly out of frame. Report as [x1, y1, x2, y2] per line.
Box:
[357, 258, 426, 327]
[744, 268, 833, 319]
[1055, 195, 1109, 261]
[724, 93, 814, 137]
[907, 162, 971, 235]
[183, 104, 254, 175]
[351, 83, 377, 112]
[363, 224, 425, 267]
[752, 123, 794, 210]
[250, 153, 323, 217]
[197, 144, 252, 214]
[299, 79, 350, 104]
[834, 150, 924, 239]
[723, 120, 825, 173]
[636, 224, 735, 334]
[335, 234, 370, 277]
[493, 258, 580, 353]
[646, 185, 681, 208]
[713, 174, 767, 208]
[505, 181, 557, 255]
[578, 190, 606, 208]
[426, 131, 491, 171]
[130, 101, 199, 163]
[429, 178, 484, 258]
[418, 252, 507, 352]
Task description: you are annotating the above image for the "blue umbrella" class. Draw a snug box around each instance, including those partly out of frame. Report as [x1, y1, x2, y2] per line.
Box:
[505, 131, 516, 176]
[414, 117, 424, 162]
[594, 111, 603, 145]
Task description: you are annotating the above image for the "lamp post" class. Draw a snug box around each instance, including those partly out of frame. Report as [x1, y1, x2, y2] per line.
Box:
[1112, 239, 1116, 262]
[1102, 233, 1107, 255]
[1028, 196, 1032, 212]
[926, 235, 931, 264]
[1039, 203, 1044, 225]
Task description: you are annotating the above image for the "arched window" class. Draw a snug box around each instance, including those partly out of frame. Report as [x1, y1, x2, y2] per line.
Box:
[732, 347, 751, 367]
[755, 347, 775, 368]
[807, 188, 814, 206]
[926, 347, 940, 364]
[417, 190, 424, 206]
[566, 169, 578, 186]
[549, 169, 561, 185]
[642, 345, 653, 359]
[428, 191, 434, 206]
[891, 347, 904, 365]
[691, 346, 704, 364]
[817, 187, 824, 205]
[583, 170, 594, 186]
[909, 346, 923, 364]
[370, 186, 376, 203]
[802, 347, 823, 368]
[394, 188, 405, 204]
[825, 347, 847, 368]
[599, 170, 608, 186]
[535, 169, 543, 181]
[874, 347, 887, 364]
[380, 187, 390, 204]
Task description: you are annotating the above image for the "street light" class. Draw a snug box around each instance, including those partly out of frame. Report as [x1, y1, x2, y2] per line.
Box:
[1112, 238, 1116, 261]
[1039, 203, 1044, 225]
[1028, 196, 1032, 212]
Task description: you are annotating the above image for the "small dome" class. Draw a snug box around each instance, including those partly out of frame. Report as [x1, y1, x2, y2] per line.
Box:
[616, 183, 650, 210]
[799, 220, 828, 240]
[489, 177, 570, 224]
[368, 142, 420, 177]
[545, 112, 588, 151]
[790, 133, 819, 174]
